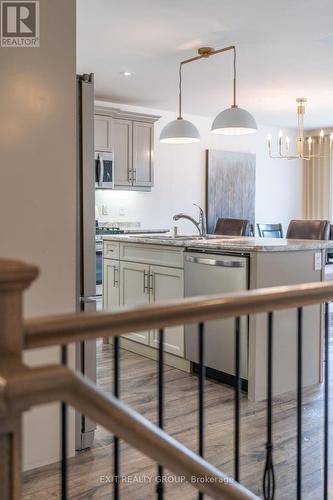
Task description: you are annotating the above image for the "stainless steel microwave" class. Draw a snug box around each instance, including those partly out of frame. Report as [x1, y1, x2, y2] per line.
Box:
[95, 151, 114, 189]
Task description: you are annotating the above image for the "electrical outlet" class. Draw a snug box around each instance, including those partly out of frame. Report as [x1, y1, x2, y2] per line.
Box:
[314, 252, 322, 271]
[102, 205, 108, 216]
[119, 207, 125, 216]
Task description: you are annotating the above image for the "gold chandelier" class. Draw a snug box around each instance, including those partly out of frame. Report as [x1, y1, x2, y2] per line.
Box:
[267, 98, 333, 161]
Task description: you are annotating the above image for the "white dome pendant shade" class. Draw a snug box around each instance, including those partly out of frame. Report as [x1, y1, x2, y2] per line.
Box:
[211, 105, 257, 135]
[160, 117, 200, 144]
[159, 45, 257, 144]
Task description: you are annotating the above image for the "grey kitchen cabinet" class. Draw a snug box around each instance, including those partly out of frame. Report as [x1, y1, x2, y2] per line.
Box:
[119, 262, 184, 354]
[149, 266, 184, 356]
[102, 242, 186, 358]
[112, 118, 133, 187]
[132, 121, 154, 187]
[94, 108, 159, 191]
[95, 115, 112, 151]
[103, 258, 119, 311]
[119, 260, 150, 345]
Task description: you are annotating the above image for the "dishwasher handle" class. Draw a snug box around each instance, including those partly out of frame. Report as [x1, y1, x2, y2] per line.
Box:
[185, 255, 245, 268]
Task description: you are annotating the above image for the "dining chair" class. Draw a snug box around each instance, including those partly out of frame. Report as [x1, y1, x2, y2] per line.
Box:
[327, 224, 333, 262]
[214, 218, 249, 236]
[257, 223, 283, 238]
[286, 219, 330, 240]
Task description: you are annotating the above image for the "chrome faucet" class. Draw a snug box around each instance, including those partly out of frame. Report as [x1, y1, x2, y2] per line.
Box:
[173, 204, 207, 237]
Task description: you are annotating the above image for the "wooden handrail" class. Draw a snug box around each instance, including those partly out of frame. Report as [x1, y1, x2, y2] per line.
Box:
[24, 280, 333, 349]
[0, 258, 259, 499]
[1, 361, 258, 500]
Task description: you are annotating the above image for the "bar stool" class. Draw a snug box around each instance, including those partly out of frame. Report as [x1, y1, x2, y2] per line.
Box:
[214, 218, 249, 236]
[327, 224, 333, 262]
[286, 219, 330, 240]
[257, 223, 283, 238]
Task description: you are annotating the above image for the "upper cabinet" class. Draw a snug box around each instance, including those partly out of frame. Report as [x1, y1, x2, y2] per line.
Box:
[94, 107, 159, 191]
[95, 115, 112, 151]
[112, 118, 133, 187]
[133, 121, 153, 188]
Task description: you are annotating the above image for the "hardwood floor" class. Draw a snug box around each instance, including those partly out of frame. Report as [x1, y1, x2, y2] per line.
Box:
[23, 333, 333, 499]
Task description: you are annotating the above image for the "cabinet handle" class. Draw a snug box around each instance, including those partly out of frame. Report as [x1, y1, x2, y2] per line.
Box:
[113, 266, 119, 288]
[149, 273, 154, 295]
[133, 168, 137, 184]
[143, 270, 148, 293]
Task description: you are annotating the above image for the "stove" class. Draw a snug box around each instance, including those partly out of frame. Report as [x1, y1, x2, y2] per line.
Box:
[95, 226, 124, 236]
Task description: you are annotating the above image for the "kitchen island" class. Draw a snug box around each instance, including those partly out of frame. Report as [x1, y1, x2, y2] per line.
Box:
[102, 234, 333, 401]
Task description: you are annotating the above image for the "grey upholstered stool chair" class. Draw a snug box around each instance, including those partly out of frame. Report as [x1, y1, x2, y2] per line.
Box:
[257, 223, 283, 238]
[214, 218, 249, 236]
[286, 219, 330, 240]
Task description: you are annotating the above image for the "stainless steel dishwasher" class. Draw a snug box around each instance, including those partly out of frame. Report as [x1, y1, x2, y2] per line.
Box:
[184, 251, 249, 386]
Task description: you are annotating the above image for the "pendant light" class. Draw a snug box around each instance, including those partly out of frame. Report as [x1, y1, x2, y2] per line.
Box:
[160, 46, 257, 144]
[211, 47, 257, 135]
[160, 56, 200, 143]
[159, 118, 200, 144]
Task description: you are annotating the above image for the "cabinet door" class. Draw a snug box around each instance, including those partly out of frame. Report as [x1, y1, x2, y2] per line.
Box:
[132, 121, 153, 187]
[119, 261, 150, 344]
[112, 119, 133, 186]
[103, 258, 120, 311]
[149, 266, 184, 356]
[95, 116, 112, 151]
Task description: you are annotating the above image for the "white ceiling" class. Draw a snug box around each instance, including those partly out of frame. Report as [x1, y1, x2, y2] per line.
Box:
[77, 0, 333, 129]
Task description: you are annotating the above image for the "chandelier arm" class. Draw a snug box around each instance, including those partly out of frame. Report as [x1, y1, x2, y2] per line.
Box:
[269, 153, 291, 159]
[308, 155, 329, 159]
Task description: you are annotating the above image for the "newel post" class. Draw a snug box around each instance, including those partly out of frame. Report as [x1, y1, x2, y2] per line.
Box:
[0, 259, 39, 500]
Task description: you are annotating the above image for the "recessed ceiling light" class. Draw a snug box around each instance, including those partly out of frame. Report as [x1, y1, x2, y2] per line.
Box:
[120, 71, 133, 77]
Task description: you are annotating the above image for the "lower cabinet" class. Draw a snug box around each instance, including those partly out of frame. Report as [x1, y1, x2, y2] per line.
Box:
[149, 266, 184, 357]
[103, 249, 185, 357]
[119, 261, 150, 345]
[103, 258, 120, 311]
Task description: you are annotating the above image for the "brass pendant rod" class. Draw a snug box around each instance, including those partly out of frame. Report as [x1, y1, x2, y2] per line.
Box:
[177, 45, 237, 119]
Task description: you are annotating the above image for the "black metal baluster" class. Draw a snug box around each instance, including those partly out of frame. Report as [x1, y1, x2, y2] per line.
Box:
[61, 345, 68, 500]
[234, 317, 241, 482]
[324, 302, 329, 500]
[198, 322, 205, 500]
[156, 328, 165, 500]
[297, 308, 303, 500]
[263, 312, 275, 500]
[114, 336, 120, 500]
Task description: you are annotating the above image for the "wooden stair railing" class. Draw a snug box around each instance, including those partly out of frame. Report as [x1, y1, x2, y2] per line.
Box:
[0, 258, 259, 500]
[24, 279, 333, 349]
[1, 360, 258, 500]
[1, 258, 333, 499]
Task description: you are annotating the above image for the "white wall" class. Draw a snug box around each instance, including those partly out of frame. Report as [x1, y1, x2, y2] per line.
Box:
[95, 100, 303, 234]
[0, 0, 76, 469]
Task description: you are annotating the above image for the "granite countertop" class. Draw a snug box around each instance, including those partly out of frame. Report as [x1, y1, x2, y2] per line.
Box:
[102, 234, 333, 252]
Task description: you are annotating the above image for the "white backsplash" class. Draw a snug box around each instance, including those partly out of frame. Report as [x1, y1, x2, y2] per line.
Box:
[95, 189, 149, 224]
